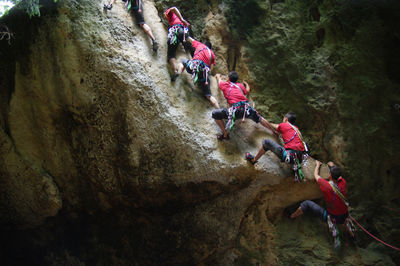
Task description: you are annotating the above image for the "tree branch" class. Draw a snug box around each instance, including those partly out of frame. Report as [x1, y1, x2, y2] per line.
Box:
[0, 24, 13, 45]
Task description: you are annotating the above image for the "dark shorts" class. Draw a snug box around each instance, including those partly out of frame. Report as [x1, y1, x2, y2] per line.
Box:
[182, 59, 212, 97]
[212, 107, 261, 123]
[300, 200, 348, 224]
[132, 10, 145, 25]
[262, 139, 305, 163]
[131, 1, 145, 25]
[262, 139, 285, 160]
[167, 27, 191, 60]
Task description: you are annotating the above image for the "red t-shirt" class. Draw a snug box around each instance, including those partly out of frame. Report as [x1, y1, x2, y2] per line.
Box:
[276, 122, 305, 151]
[218, 81, 248, 105]
[192, 40, 215, 67]
[318, 177, 348, 215]
[164, 8, 184, 26]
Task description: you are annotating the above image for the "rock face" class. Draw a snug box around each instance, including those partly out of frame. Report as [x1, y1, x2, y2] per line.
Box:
[0, 0, 398, 265]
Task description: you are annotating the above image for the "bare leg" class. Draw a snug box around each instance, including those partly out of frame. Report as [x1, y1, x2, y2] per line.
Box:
[206, 96, 220, 109]
[169, 58, 177, 72]
[140, 23, 155, 42]
[290, 206, 304, 219]
[176, 62, 185, 74]
[215, 120, 228, 138]
[251, 145, 267, 163]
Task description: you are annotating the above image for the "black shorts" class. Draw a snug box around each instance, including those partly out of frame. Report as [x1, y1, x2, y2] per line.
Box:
[131, 1, 145, 25]
[167, 27, 191, 60]
[199, 77, 211, 97]
[212, 107, 261, 123]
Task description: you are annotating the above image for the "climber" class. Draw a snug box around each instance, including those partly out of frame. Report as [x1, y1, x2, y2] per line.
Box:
[164, 6, 192, 81]
[177, 37, 220, 108]
[289, 161, 355, 248]
[105, 0, 158, 52]
[212, 71, 276, 140]
[245, 112, 308, 180]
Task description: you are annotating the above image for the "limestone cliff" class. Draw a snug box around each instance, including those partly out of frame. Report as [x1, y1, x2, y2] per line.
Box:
[0, 0, 398, 265]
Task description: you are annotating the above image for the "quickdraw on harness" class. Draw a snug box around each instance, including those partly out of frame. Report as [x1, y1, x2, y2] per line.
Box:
[325, 181, 355, 249]
[167, 24, 189, 45]
[281, 149, 306, 182]
[225, 101, 255, 131]
[125, 0, 141, 11]
[186, 59, 210, 85]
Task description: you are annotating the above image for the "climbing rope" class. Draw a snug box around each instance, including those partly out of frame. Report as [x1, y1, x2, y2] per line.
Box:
[349, 215, 400, 251]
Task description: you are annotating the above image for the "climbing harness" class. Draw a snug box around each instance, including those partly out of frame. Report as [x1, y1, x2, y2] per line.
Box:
[325, 181, 353, 248]
[224, 83, 259, 131]
[190, 46, 213, 85]
[279, 123, 309, 182]
[186, 59, 210, 85]
[281, 149, 306, 182]
[225, 101, 256, 131]
[167, 24, 189, 45]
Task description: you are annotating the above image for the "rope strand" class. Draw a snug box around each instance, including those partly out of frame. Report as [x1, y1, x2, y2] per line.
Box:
[350, 215, 400, 251]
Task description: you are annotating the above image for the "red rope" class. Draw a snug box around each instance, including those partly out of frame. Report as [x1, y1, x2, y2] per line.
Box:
[350, 215, 400, 251]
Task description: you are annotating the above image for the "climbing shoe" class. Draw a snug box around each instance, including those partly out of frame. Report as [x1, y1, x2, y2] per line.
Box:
[104, 4, 112, 10]
[245, 152, 256, 165]
[152, 40, 158, 52]
[217, 134, 229, 141]
[171, 73, 179, 82]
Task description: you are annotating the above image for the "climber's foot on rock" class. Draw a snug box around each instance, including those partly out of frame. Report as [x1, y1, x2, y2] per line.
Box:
[152, 40, 158, 52]
[217, 133, 229, 141]
[245, 152, 256, 165]
[171, 72, 179, 82]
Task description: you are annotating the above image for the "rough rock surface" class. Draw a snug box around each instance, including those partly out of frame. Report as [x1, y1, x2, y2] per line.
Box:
[0, 0, 398, 265]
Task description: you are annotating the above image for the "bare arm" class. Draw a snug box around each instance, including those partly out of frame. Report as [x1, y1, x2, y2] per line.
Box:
[314, 160, 322, 182]
[215, 73, 222, 85]
[260, 118, 279, 132]
[271, 123, 279, 130]
[187, 36, 194, 44]
[243, 81, 251, 94]
[169, 7, 190, 27]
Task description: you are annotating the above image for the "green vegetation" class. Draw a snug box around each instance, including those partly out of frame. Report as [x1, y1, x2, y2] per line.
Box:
[0, 0, 57, 17]
[223, 0, 400, 261]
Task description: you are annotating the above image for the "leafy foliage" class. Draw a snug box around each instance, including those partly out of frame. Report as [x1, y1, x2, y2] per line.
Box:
[0, 0, 57, 17]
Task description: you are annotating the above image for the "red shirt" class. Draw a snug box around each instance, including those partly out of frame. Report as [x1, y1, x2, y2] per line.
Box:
[218, 81, 248, 105]
[318, 177, 348, 215]
[192, 40, 215, 67]
[276, 122, 305, 151]
[164, 8, 184, 26]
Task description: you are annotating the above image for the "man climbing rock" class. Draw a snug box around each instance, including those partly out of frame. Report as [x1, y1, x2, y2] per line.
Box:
[211, 71, 274, 140]
[105, 0, 158, 52]
[289, 161, 355, 248]
[177, 37, 219, 108]
[164, 6, 191, 81]
[245, 112, 308, 180]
